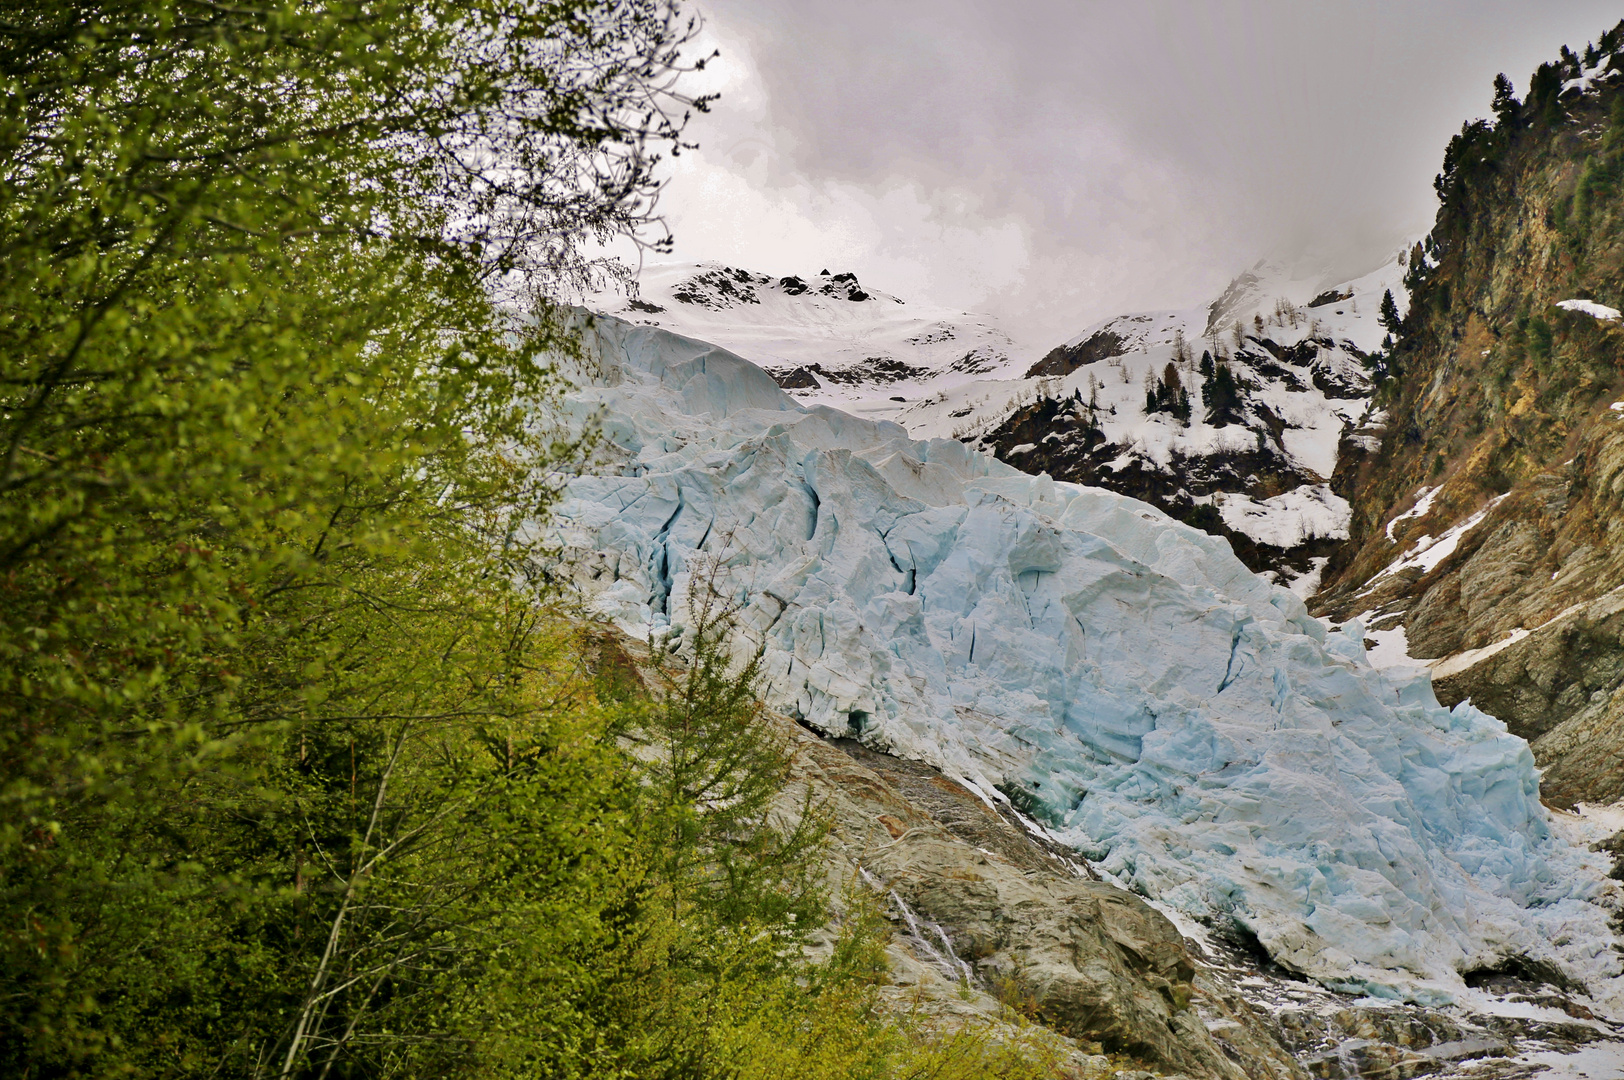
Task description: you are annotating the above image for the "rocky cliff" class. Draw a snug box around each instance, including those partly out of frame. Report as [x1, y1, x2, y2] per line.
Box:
[1313, 23, 1624, 809]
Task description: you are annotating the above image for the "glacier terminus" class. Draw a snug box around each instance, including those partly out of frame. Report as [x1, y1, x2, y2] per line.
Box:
[547, 311, 1623, 1011]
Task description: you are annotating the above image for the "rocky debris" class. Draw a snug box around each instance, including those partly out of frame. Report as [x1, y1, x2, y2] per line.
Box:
[769, 365, 821, 390]
[818, 270, 872, 302]
[770, 711, 1303, 1079]
[950, 347, 1003, 374]
[1183, 927, 1624, 1079]
[671, 266, 765, 307]
[1595, 831, 1624, 880]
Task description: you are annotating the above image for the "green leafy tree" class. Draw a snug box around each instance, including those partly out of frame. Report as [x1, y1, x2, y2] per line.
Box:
[0, 1, 710, 1075]
[0, 5, 1107, 1078]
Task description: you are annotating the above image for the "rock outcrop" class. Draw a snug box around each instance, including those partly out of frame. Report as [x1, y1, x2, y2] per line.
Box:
[1313, 23, 1624, 808]
[776, 723, 1307, 1078]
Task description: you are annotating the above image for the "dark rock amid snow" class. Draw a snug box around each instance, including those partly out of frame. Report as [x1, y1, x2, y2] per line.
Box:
[900, 256, 1398, 587]
[1025, 327, 1128, 378]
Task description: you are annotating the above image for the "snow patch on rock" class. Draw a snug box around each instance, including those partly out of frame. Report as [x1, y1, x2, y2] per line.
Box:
[1386, 485, 1441, 541]
[1216, 485, 1350, 549]
[1558, 298, 1622, 322]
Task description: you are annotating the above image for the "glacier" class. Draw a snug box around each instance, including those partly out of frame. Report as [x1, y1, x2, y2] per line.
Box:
[546, 311, 1621, 1007]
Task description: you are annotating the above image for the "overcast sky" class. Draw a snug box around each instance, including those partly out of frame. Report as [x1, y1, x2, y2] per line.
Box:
[632, 2, 1622, 345]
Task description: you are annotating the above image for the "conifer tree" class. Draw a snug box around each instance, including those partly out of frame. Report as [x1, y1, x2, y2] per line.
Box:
[1379, 288, 1403, 335]
[1202, 361, 1243, 427]
[1492, 73, 1520, 124]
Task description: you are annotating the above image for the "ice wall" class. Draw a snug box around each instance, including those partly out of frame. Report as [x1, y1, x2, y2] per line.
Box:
[547, 313, 1620, 1006]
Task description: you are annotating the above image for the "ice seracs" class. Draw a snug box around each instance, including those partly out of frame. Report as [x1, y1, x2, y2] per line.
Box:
[546, 309, 1622, 1012]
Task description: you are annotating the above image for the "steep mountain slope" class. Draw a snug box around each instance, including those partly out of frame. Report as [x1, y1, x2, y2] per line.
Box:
[585, 262, 1028, 425]
[898, 258, 1400, 591]
[545, 311, 1622, 1017]
[1314, 22, 1624, 810]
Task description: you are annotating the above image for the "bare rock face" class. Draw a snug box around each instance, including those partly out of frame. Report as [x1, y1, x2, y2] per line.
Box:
[1025, 328, 1127, 378]
[1433, 586, 1624, 807]
[775, 717, 1306, 1080]
[1318, 415, 1624, 808]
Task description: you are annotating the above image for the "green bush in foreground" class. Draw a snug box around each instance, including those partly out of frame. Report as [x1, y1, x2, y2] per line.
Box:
[0, 3, 1065, 1076]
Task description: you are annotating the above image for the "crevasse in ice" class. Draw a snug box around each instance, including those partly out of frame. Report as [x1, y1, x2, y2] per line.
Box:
[546, 312, 1619, 1006]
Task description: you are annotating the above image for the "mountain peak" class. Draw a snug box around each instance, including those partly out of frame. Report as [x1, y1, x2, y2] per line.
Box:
[588, 261, 1029, 424]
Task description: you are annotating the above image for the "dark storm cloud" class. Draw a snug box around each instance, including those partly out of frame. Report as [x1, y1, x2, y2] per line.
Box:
[664, 1, 1622, 343]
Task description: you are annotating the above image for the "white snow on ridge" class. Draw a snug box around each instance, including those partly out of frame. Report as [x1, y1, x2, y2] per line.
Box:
[1560, 46, 1623, 98]
[889, 251, 1409, 567]
[547, 312, 1622, 1011]
[585, 262, 1030, 426]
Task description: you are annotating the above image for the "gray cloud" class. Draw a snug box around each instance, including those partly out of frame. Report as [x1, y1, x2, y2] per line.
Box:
[655, 1, 1621, 345]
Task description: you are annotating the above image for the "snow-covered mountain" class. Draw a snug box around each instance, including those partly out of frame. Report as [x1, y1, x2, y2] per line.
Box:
[545, 311, 1622, 1012]
[590, 256, 1408, 593]
[896, 254, 1410, 591]
[585, 262, 1031, 424]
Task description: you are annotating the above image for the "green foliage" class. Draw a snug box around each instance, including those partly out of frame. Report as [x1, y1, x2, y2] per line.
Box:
[1434, 119, 1497, 212]
[0, 10, 1075, 1079]
[1527, 60, 1567, 126]
[1379, 289, 1403, 335]
[635, 578, 829, 938]
[1492, 73, 1520, 125]
[1201, 361, 1243, 428]
[1528, 314, 1555, 364]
